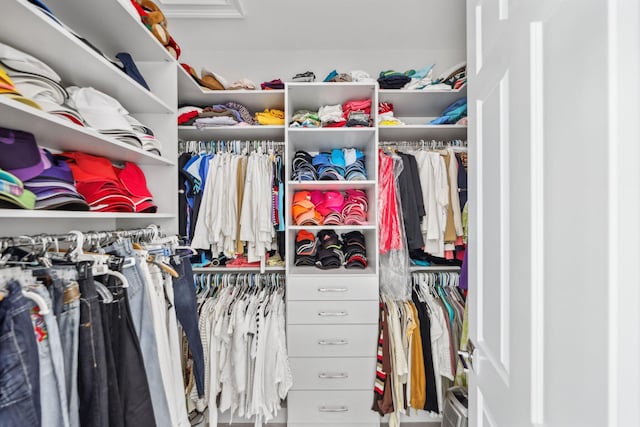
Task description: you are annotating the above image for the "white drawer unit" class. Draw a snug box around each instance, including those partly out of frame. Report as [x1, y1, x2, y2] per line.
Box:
[287, 275, 379, 301]
[288, 390, 380, 424]
[287, 300, 378, 325]
[290, 357, 376, 391]
[288, 324, 378, 358]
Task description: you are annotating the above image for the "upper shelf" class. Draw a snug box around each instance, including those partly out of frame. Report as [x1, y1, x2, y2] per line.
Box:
[378, 124, 467, 141]
[0, 0, 173, 114]
[178, 125, 285, 141]
[378, 86, 467, 118]
[43, 0, 175, 62]
[178, 66, 285, 110]
[0, 98, 174, 166]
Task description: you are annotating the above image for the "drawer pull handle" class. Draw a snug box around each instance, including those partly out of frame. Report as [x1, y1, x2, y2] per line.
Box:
[318, 311, 348, 317]
[317, 287, 347, 293]
[319, 406, 349, 413]
[318, 339, 348, 345]
[318, 372, 349, 379]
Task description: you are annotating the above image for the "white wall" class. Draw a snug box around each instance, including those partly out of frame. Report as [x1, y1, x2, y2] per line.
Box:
[168, 0, 466, 86]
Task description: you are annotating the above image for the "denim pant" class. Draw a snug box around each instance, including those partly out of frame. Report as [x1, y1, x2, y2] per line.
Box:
[0, 280, 41, 427]
[31, 283, 70, 427]
[77, 261, 109, 427]
[170, 254, 205, 398]
[98, 268, 156, 427]
[104, 240, 171, 425]
[34, 267, 81, 427]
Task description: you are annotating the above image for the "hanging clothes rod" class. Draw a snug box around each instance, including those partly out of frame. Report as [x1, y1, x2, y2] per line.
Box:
[0, 225, 165, 251]
[379, 139, 468, 149]
[178, 139, 285, 155]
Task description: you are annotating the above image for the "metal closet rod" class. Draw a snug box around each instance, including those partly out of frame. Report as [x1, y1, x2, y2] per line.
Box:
[0, 225, 164, 249]
[178, 139, 285, 154]
[379, 139, 468, 148]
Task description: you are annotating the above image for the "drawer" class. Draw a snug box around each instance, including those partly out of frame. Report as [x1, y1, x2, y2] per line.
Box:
[287, 275, 378, 301]
[290, 357, 376, 390]
[288, 390, 380, 424]
[287, 300, 378, 325]
[288, 324, 378, 357]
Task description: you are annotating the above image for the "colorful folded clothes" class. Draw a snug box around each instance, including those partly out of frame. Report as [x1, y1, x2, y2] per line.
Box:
[289, 109, 321, 128]
[430, 97, 467, 125]
[377, 102, 404, 126]
[260, 78, 284, 90]
[291, 149, 366, 181]
[255, 108, 284, 125]
[291, 189, 368, 226]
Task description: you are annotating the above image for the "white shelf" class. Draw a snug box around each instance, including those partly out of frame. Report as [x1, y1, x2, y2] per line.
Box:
[288, 266, 377, 276]
[378, 86, 467, 118]
[289, 225, 377, 230]
[44, 0, 175, 62]
[0, 210, 176, 219]
[0, 98, 174, 166]
[193, 266, 286, 273]
[287, 181, 376, 191]
[288, 127, 375, 133]
[379, 124, 468, 141]
[178, 66, 286, 110]
[379, 87, 467, 94]
[0, 0, 173, 114]
[410, 265, 462, 272]
[178, 125, 285, 141]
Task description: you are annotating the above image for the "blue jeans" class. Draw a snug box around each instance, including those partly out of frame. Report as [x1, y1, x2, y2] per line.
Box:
[104, 239, 171, 424]
[31, 283, 70, 427]
[0, 280, 41, 427]
[170, 254, 205, 398]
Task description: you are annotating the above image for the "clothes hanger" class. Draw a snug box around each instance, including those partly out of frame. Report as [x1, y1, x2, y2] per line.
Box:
[0, 267, 50, 314]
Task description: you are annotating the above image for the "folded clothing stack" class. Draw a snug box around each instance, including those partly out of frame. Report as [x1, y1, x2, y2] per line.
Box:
[289, 109, 321, 128]
[291, 189, 368, 226]
[291, 71, 316, 82]
[430, 97, 467, 125]
[261, 79, 285, 90]
[315, 229, 344, 269]
[58, 151, 157, 213]
[378, 70, 411, 89]
[342, 99, 372, 127]
[377, 102, 404, 126]
[255, 108, 285, 125]
[341, 230, 368, 269]
[294, 230, 317, 266]
[323, 70, 376, 83]
[0, 126, 87, 210]
[291, 151, 318, 181]
[318, 104, 346, 126]
[294, 229, 368, 270]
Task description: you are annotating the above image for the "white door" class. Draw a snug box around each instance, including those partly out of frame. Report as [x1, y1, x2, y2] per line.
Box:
[467, 0, 640, 426]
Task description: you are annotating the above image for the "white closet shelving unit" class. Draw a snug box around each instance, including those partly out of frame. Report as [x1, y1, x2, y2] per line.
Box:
[0, 0, 178, 236]
[284, 82, 380, 427]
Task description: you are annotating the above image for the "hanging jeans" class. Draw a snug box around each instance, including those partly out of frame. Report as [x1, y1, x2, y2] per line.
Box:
[0, 280, 41, 427]
[97, 264, 156, 427]
[76, 261, 109, 427]
[103, 239, 171, 425]
[170, 253, 205, 399]
[31, 283, 71, 427]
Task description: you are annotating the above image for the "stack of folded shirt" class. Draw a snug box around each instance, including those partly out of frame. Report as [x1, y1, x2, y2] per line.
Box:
[318, 104, 346, 126]
[126, 115, 162, 155]
[67, 86, 151, 149]
[255, 108, 284, 125]
[342, 99, 372, 127]
[292, 190, 368, 226]
[261, 79, 284, 90]
[0, 168, 36, 210]
[178, 106, 203, 125]
[315, 230, 344, 270]
[323, 70, 376, 83]
[25, 149, 89, 210]
[59, 151, 157, 213]
[0, 42, 85, 125]
[291, 71, 316, 82]
[377, 102, 404, 126]
[291, 151, 318, 181]
[342, 231, 368, 269]
[378, 70, 412, 89]
[342, 189, 368, 225]
[294, 230, 317, 266]
[430, 97, 467, 125]
[403, 65, 436, 90]
[185, 102, 261, 127]
[289, 110, 321, 128]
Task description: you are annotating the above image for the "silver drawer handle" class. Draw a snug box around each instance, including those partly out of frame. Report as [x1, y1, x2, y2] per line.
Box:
[318, 311, 348, 317]
[318, 372, 349, 379]
[318, 339, 348, 345]
[319, 406, 349, 413]
[317, 287, 347, 293]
